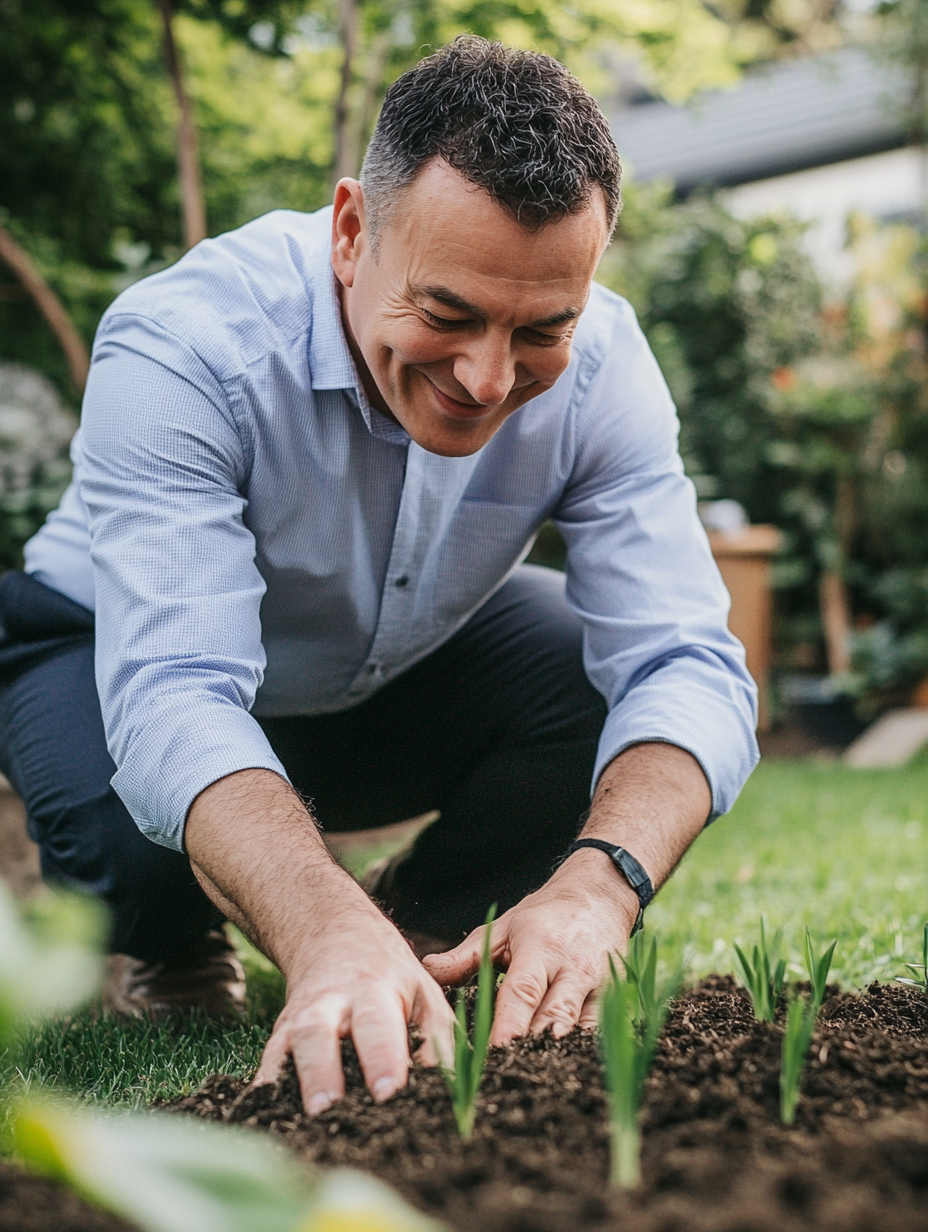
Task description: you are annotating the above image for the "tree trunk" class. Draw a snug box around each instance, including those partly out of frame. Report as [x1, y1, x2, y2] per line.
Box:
[0, 222, 90, 394]
[333, 0, 360, 183]
[820, 474, 856, 677]
[358, 31, 392, 153]
[820, 570, 852, 676]
[157, 0, 207, 249]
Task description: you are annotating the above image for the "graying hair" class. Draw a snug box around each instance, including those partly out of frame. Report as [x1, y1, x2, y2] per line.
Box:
[360, 36, 621, 251]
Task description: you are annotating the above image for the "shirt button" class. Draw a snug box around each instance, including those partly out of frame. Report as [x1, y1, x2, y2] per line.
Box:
[367, 663, 379, 675]
[395, 575, 410, 588]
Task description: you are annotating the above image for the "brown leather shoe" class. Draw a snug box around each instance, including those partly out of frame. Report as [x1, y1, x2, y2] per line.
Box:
[103, 929, 247, 1021]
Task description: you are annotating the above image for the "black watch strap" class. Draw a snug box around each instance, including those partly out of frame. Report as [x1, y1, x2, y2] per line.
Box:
[565, 838, 654, 935]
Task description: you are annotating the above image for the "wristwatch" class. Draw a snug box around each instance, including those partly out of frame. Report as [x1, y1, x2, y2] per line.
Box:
[564, 838, 654, 935]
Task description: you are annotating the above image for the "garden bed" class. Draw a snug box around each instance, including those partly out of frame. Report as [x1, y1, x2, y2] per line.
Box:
[168, 977, 928, 1232]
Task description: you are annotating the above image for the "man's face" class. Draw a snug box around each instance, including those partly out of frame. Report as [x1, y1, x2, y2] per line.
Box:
[331, 160, 609, 457]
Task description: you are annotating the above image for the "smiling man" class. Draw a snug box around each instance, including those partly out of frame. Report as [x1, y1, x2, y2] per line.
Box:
[0, 38, 757, 1112]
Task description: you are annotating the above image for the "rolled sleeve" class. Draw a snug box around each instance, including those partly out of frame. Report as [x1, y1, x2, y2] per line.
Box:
[557, 299, 759, 820]
[80, 316, 288, 851]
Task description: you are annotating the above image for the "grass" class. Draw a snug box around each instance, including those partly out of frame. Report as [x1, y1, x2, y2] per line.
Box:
[649, 754, 928, 989]
[13, 755, 928, 1111]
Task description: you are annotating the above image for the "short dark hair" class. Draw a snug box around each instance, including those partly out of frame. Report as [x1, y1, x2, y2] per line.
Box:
[360, 36, 621, 247]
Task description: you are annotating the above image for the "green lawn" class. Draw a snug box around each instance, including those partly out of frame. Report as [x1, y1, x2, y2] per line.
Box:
[14, 756, 928, 1109]
[650, 754, 928, 988]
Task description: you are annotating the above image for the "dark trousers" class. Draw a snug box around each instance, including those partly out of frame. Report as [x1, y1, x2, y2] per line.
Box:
[0, 565, 606, 962]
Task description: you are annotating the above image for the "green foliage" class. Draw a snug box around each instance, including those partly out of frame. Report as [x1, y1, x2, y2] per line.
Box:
[733, 918, 787, 1022]
[441, 904, 496, 1139]
[802, 927, 836, 1011]
[895, 921, 928, 994]
[599, 946, 676, 1190]
[779, 995, 817, 1126]
[599, 188, 928, 705]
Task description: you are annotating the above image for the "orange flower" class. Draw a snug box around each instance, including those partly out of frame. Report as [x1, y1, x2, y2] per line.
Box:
[771, 367, 797, 392]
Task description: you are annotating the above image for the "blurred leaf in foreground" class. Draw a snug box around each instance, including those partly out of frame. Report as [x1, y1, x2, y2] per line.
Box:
[14, 1097, 446, 1232]
[0, 883, 102, 1048]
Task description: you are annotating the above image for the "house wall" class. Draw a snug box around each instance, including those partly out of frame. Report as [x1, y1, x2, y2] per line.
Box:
[721, 146, 927, 290]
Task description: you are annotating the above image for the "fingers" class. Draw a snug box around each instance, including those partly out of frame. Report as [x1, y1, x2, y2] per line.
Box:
[252, 1027, 289, 1089]
[350, 986, 412, 1103]
[422, 927, 487, 987]
[529, 966, 595, 1038]
[578, 987, 600, 1031]
[289, 992, 350, 1116]
[490, 952, 548, 1045]
[412, 984, 457, 1070]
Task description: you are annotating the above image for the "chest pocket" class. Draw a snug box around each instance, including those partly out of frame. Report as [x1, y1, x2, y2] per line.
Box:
[431, 499, 539, 626]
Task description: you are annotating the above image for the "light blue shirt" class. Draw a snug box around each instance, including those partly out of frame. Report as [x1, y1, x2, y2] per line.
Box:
[25, 207, 758, 852]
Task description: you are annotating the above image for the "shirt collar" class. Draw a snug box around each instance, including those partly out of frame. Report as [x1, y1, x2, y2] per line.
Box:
[305, 208, 410, 446]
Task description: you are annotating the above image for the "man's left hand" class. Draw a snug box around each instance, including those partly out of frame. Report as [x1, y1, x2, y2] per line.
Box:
[423, 848, 639, 1042]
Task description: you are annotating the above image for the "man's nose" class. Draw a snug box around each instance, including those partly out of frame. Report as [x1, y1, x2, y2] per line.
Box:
[453, 335, 516, 406]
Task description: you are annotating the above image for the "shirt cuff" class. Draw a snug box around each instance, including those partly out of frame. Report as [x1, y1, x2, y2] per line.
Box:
[593, 667, 759, 823]
[110, 703, 290, 852]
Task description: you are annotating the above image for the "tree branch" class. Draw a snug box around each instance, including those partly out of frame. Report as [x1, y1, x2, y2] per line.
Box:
[0, 221, 90, 394]
[333, 0, 360, 182]
[157, 0, 208, 249]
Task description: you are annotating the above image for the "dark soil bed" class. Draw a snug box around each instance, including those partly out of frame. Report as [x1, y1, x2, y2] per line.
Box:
[167, 977, 928, 1232]
[0, 1161, 135, 1232]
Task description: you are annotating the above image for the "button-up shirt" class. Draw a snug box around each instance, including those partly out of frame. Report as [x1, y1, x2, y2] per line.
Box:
[24, 207, 758, 852]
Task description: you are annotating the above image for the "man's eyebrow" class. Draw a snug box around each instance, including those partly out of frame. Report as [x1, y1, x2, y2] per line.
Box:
[414, 284, 584, 329]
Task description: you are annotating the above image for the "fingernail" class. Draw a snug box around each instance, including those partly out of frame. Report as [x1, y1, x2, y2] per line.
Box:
[372, 1077, 396, 1102]
[307, 1092, 333, 1116]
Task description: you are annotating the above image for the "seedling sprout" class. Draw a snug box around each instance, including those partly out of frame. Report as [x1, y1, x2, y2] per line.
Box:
[600, 937, 679, 1190]
[895, 922, 928, 995]
[733, 918, 786, 1022]
[779, 995, 817, 1125]
[802, 927, 836, 1011]
[440, 903, 497, 1139]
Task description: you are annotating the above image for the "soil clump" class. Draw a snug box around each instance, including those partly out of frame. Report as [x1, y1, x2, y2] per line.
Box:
[168, 977, 928, 1232]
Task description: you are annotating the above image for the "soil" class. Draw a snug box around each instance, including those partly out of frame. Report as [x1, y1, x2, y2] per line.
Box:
[0, 1161, 135, 1232]
[166, 977, 928, 1232]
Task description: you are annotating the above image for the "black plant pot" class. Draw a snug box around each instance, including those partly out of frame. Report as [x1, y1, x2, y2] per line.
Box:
[792, 696, 866, 750]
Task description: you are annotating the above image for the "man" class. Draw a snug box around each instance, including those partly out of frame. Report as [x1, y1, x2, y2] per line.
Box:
[0, 37, 757, 1114]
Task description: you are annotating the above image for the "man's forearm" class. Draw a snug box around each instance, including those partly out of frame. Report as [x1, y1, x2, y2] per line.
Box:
[184, 768, 362, 978]
[185, 767, 455, 1110]
[570, 740, 711, 906]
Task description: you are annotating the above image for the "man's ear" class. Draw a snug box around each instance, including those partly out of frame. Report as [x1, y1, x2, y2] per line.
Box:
[331, 179, 366, 289]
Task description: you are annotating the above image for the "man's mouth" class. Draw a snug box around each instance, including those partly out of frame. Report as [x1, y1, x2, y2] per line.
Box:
[426, 377, 498, 420]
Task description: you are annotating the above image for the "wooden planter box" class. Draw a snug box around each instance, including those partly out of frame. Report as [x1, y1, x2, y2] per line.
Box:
[707, 525, 782, 733]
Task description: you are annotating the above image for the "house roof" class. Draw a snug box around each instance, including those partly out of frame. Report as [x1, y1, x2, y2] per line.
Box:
[611, 46, 910, 192]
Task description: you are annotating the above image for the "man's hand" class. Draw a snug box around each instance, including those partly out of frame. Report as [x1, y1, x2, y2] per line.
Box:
[184, 769, 455, 1114]
[253, 892, 454, 1114]
[426, 741, 711, 1039]
[425, 849, 639, 1042]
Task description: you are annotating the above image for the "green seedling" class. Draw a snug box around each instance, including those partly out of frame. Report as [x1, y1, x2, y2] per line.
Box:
[802, 927, 836, 1011]
[779, 995, 817, 1125]
[895, 921, 928, 994]
[623, 929, 684, 1032]
[440, 904, 497, 1140]
[600, 942, 679, 1190]
[733, 918, 787, 1022]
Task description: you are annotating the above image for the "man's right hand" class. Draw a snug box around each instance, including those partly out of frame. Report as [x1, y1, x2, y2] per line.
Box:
[253, 891, 454, 1114]
[183, 768, 455, 1113]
